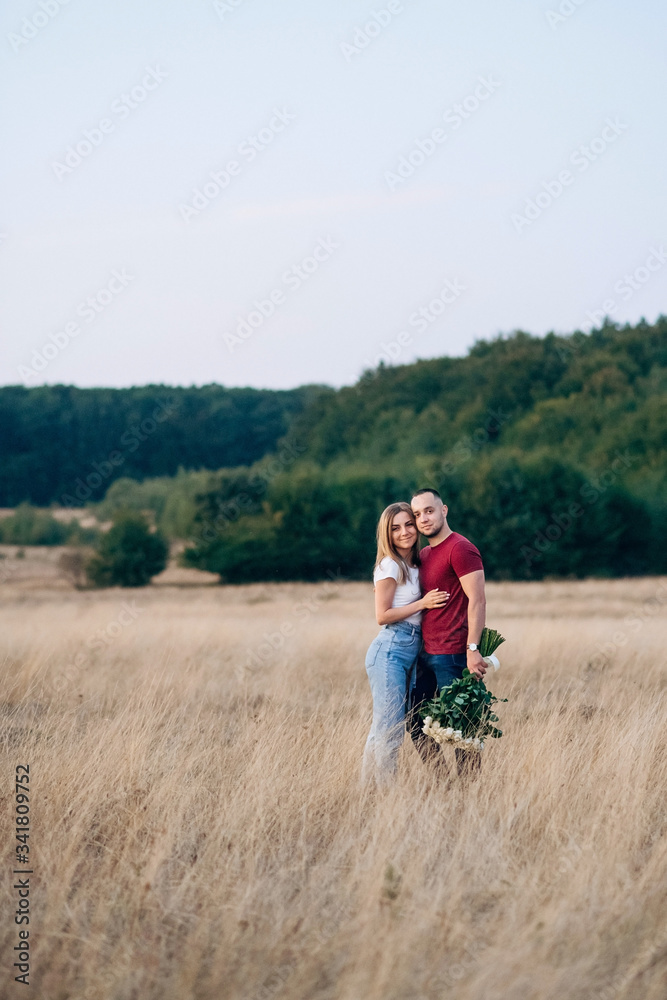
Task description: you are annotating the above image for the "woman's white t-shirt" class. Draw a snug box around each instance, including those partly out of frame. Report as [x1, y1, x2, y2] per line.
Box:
[373, 556, 422, 627]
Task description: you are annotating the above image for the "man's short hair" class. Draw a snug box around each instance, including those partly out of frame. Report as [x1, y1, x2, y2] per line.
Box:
[412, 488, 442, 501]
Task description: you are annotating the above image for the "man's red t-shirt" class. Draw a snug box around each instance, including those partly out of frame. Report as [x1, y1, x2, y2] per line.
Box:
[419, 532, 484, 654]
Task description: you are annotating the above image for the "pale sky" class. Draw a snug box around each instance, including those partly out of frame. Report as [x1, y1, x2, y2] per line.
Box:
[1, 0, 666, 390]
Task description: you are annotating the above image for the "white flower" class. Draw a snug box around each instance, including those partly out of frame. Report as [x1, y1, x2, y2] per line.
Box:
[424, 716, 433, 727]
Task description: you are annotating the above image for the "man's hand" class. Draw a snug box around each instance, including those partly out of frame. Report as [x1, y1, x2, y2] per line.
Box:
[466, 649, 487, 679]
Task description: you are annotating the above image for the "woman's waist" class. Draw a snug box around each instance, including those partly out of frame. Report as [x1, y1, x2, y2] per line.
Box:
[380, 620, 421, 638]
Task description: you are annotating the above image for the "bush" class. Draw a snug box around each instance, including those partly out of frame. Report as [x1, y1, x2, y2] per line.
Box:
[87, 512, 168, 587]
[0, 504, 100, 546]
[0, 502, 70, 545]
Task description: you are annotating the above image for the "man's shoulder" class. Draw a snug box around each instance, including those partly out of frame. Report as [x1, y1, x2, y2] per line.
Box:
[428, 532, 475, 558]
[449, 532, 484, 570]
[450, 531, 479, 553]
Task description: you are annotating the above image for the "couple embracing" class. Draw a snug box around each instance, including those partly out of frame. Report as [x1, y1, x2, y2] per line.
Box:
[362, 488, 488, 785]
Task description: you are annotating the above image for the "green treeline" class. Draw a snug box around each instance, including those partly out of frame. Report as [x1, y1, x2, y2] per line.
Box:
[182, 320, 666, 581]
[2, 320, 665, 581]
[0, 382, 324, 507]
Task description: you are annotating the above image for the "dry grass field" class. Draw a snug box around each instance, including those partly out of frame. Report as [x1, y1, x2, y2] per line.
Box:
[1, 569, 666, 1000]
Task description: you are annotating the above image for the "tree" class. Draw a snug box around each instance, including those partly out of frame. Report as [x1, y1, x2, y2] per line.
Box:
[87, 511, 168, 587]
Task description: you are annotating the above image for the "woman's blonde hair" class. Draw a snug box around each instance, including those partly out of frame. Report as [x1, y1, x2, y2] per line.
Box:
[374, 501, 421, 585]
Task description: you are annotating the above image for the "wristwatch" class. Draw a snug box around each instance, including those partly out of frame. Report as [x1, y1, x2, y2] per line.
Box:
[466, 643, 478, 651]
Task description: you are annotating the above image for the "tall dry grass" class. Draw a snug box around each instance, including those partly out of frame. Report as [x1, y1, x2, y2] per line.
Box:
[1, 577, 666, 1000]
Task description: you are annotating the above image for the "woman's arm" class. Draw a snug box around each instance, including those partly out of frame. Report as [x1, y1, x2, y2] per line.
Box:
[374, 578, 449, 626]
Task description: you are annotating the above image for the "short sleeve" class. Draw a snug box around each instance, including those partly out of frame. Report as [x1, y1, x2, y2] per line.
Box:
[373, 557, 401, 584]
[450, 539, 483, 578]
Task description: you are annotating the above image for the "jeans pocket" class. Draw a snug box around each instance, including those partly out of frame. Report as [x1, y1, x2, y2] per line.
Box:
[391, 631, 417, 646]
[365, 638, 382, 669]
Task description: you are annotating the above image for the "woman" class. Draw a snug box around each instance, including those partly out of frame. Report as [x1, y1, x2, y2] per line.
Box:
[361, 501, 449, 785]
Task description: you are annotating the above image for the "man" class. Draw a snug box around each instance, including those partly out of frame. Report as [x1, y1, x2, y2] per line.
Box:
[409, 488, 487, 775]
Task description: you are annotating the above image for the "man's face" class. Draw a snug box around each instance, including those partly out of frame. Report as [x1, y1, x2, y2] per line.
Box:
[411, 493, 446, 537]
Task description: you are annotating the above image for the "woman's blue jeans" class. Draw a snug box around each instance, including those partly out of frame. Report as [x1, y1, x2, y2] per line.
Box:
[362, 621, 421, 785]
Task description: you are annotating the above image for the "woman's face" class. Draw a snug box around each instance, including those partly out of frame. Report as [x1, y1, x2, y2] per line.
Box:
[391, 510, 418, 555]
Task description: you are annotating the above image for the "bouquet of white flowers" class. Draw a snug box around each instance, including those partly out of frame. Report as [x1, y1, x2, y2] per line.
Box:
[420, 627, 507, 751]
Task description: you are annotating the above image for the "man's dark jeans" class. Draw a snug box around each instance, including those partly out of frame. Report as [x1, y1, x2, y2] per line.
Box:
[409, 649, 481, 776]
